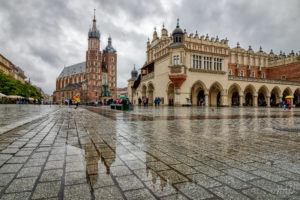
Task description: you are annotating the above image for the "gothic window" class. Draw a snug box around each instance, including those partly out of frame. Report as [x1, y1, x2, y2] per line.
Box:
[251, 71, 255, 78]
[262, 72, 266, 79]
[104, 57, 106, 62]
[112, 57, 114, 62]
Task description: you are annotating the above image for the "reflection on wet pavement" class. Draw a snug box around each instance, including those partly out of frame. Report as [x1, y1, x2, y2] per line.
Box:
[0, 106, 300, 199]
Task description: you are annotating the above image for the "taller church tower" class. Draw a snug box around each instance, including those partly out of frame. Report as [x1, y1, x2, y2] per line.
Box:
[86, 10, 102, 102]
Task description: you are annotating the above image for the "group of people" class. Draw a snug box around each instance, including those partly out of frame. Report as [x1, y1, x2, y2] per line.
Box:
[138, 97, 161, 106]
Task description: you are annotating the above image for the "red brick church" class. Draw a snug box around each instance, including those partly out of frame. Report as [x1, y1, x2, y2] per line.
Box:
[53, 12, 117, 104]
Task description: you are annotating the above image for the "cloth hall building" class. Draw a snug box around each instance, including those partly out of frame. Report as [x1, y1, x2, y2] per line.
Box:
[53, 14, 117, 104]
[128, 19, 300, 107]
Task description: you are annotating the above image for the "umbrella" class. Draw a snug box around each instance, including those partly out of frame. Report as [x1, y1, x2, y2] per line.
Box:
[7, 95, 23, 99]
[120, 96, 126, 99]
[285, 96, 294, 99]
[0, 93, 6, 97]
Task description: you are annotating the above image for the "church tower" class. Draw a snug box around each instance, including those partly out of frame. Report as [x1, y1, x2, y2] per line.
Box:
[86, 10, 102, 102]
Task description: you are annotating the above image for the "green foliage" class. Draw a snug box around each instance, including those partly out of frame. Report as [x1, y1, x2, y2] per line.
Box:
[0, 71, 43, 99]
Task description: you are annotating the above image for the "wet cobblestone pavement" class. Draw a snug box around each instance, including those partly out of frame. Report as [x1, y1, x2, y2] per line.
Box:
[0, 106, 300, 199]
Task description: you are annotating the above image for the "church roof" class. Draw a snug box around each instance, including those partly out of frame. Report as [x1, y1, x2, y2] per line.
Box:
[55, 83, 83, 92]
[58, 62, 86, 78]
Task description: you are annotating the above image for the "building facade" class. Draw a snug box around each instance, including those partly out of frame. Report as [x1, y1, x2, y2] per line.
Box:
[128, 19, 300, 106]
[53, 14, 117, 104]
[0, 53, 26, 83]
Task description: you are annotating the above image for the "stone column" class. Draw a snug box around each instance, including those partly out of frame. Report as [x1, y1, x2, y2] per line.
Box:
[253, 95, 258, 107]
[239, 95, 243, 107]
[267, 96, 270, 107]
[279, 96, 283, 107]
[174, 88, 181, 106]
[205, 94, 209, 107]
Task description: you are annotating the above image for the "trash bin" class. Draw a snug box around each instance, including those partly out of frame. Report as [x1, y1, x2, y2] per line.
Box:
[122, 98, 130, 110]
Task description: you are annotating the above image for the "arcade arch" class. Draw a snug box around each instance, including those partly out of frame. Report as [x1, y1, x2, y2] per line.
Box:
[243, 84, 256, 106]
[167, 83, 175, 106]
[209, 82, 223, 107]
[191, 81, 208, 106]
[257, 85, 269, 106]
[270, 86, 281, 106]
[147, 83, 154, 106]
[294, 88, 300, 106]
[228, 83, 241, 106]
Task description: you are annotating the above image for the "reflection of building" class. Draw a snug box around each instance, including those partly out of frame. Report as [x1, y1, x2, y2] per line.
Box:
[53, 12, 117, 104]
[0, 53, 26, 83]
[128, 19, 300, 106]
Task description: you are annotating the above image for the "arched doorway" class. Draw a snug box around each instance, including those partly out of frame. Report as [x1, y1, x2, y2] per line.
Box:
[147, 83, 154, 106]
[167, 83, 175, 106]
[228, 84, 241, 106]
[197, 90, 205, 106]
[245, 93, 253, 106]
[232, 92, 239, 106]
[191, 81, 207, 106]
[294, 88, 300, 107]
[209, 82, 223, 107]
[257, 86, 269, 106]
[282, 87, 292, 102]
[243, 85, 255, 106]
[270, 87, 281, 107]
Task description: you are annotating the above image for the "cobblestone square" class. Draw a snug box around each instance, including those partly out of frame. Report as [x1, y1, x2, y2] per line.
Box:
[0, 105, 300, 199]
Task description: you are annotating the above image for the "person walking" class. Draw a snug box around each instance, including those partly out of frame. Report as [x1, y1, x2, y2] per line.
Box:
[157, 97, 161, 106]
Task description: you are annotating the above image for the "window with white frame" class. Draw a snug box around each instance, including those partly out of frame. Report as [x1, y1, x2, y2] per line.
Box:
[251, 71, 255, 78]
[262, 72, 265, 79]
[173, 55, 180, 65]
[240, 70, 244, 77]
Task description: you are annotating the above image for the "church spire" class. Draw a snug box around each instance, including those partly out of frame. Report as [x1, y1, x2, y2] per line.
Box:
[88, 9, 100, 39]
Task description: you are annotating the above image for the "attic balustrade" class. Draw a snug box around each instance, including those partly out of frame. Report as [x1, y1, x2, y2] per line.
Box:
[228, 75, 300, 86]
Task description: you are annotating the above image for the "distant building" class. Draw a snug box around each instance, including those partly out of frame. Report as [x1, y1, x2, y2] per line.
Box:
[128, 19, 300, 106]
[53, 13, 117, 104]
[117, 87, 128, 98]
[0, 53, 26, 83]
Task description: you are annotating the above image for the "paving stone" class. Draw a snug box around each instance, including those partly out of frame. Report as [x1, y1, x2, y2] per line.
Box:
[251, 179, 296, 198]
[251, 169, 287, 182]
[17, 166, 42, 178]
[24, 158, 47, 167]
[194, 164, 225, 177]
[223, 168, 258, 181]
[64, 184, 92, 200]
[32, 181, 61, 199]
[124, 188, 155, 200]
[5, 177, 37, 193]
[7, 156, 28, 164]
[242, 187, 281, 200]
[188, 173, 222, 188]
[44, 160, 64, 170]
[0, 192, 31, 200]
[210, 185, 250, 200]
[125, 159, 145, 170]
[214, 175, 250, 189]
[133, 168, 159, 182]
[0, 164, 23, 173]
[158, 170, 188, 184]
[175, 182, 214, 199]
[0, 174, 15, 186]
[146, 161, 170, 171]
[160, 194, 189, 200]
[90, 174, 114, 188]
[110, 165, 132, 177]
[171, 163, 198, 175]
[145, 180, 177, 197]
[116, 174, 144, 191]
[40, 169, 63, 181]
[94, 186, 124, 200]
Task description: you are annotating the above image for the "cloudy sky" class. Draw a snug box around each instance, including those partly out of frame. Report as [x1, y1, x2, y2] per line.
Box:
[0, 0, 299, 94]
